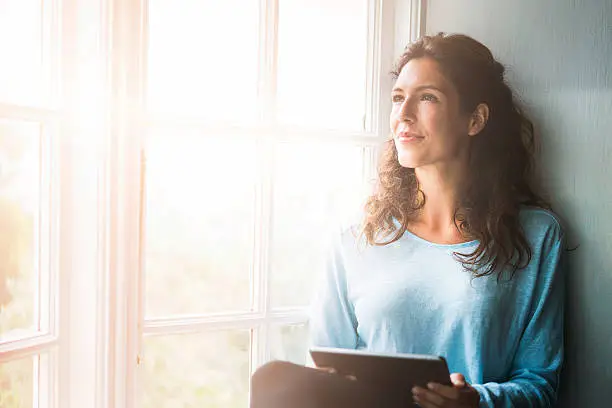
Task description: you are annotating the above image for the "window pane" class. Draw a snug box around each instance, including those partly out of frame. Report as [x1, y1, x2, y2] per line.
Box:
[268, 323, 309, 366]
[140, 331, 250, 408]
[147, 0, 260, 122]
[144, 131, 256, 317]
[0, 1, 45, 106]
[270, 141, 366, 308]
[0, 354, 36, 408]
[277, 0, 368, 130]
[0, 120, 41, 341]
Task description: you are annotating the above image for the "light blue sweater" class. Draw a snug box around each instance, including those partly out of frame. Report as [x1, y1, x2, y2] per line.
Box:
[309, 207, 565, 407]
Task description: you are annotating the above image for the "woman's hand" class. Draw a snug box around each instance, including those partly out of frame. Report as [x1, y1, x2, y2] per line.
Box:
[411, 373, 480, 408]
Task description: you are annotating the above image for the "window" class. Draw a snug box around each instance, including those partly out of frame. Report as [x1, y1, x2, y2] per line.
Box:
[1, 1, 423, 407]
[137, 1, 396, 407]
[0, 1, 105, 408]
[0, 1, 60, 408]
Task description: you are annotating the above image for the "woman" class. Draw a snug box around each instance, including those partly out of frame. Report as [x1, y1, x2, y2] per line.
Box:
[251, 33, 565, 408]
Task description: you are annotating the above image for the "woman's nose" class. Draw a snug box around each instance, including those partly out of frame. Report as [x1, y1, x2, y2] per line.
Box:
[399, 99, 416, 122]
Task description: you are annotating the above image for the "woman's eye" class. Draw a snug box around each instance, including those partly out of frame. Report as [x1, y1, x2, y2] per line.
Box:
[421, 93, 438, 102]
[392, 94, 404, 103]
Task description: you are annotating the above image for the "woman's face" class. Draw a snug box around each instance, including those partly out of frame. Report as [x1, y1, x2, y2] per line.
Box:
[389, 57, 472, 169]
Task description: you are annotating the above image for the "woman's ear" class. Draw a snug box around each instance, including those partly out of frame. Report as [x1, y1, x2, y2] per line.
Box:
[468, 103, 490, 136]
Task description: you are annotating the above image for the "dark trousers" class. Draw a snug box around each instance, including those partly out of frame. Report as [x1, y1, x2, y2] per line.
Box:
[250, 361, 416, 408]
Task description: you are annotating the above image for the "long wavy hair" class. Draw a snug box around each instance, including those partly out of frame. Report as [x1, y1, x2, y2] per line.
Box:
[361, 33, 550, 279]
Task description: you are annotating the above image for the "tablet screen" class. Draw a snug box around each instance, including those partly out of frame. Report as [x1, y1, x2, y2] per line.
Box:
[310, 346, 451, 390]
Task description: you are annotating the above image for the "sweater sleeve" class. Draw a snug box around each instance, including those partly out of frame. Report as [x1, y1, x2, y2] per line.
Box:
[309, 231, 359, 350]
[472, 231, 566, 407]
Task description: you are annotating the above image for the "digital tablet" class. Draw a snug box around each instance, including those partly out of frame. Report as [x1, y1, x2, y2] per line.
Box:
[309, 346, 451, 391]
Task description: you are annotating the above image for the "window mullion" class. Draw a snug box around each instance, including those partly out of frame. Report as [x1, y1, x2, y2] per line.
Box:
[104, 1, 147, 408]
[57, 1, 90, 408]
[409, 0, 426, 46]
[0, 334, 58, 363]
[258, 0, 279, 125]
[252, 0, 279, 374]
[364, 0, 399, 183]
[394, 0, 426, 59]
[37, 351, 58, 408]
[364, 0, 382, 134]
[56, 1, 118, 408]
[0, 104, 58, 121]
[142, 308, 309, 336]
[140, 118, 383, 142]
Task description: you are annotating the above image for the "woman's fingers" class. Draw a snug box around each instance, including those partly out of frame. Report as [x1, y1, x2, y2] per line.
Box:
[412, 386, 445, 407]
[450, 373, 467, 387]
[414, 374, 480, 408]
[426, 382, 461, 400]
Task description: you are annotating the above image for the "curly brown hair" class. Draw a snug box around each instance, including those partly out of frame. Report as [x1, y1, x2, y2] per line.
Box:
[361, 33, 550, 279]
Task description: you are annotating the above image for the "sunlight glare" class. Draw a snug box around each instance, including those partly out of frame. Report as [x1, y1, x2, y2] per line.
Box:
[0, 1, 44, 106]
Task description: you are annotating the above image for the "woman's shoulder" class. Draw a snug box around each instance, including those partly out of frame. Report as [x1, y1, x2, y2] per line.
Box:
[324, 211, 363, 250]
[518, 205, 565, 244]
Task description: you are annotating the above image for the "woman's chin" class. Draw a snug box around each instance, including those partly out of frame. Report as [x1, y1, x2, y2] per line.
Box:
[396, 153, 420, 169]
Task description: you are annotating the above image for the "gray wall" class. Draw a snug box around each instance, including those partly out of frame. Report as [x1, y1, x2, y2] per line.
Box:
[424, 0, 612, 406]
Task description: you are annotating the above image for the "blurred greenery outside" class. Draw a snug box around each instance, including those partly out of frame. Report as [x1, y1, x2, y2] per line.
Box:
[0, 120, 40, 408]
[141, 331, 251, 408]
[0, 356, 34, 408]
[142, 134, 366, 408]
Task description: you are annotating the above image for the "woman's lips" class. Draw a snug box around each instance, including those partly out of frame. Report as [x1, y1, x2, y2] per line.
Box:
[397, 131, 423, 142]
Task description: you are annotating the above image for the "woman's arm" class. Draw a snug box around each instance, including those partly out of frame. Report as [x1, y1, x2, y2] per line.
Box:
[472, 231, 566, 407]
[309, 231, 359, 350]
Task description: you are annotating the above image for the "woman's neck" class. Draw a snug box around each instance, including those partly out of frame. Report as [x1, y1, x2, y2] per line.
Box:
[412, 162, 467, 236]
